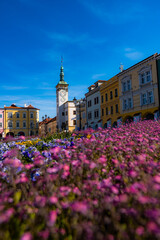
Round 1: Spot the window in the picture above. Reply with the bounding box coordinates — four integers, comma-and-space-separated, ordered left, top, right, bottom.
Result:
73, 110, 76, 115
146, 71, 151, 82
88, 100, 92, 107
0, 114, 2, 118
128, 98, 132, 108
123, 82, 127, 92
105, 93, 108, 102
122, 79, 131, 92
127, 80, 131, 90
141, 73, 145, 84
110, 91, 113, 100
16, 121, 20, 128
94, 110, 99, 119
141, 91, 154, 105
73, 120, 76, 125
66, 111, 68, 115
8, 121, 12, 128
148, 91, 153, 104
115, 89, 118, 97
111, 106, 113, 114
8, 112, 12, 118
102, 108, 104, 116
106, 107, 108, 115
66, 121, 68, 126
123, 99, 127, 110
23, 121, 26, 128
140, 70, 151, 85
16, 112, 20, 118
49, 128, 51, 132
62, 112, 64, 116
94, 97, 99, 105
88, 112, 92, 120
30, 121, 34, 128
0, 123, 2, 127
30, 112, 34, 118
101, 96, 104, 103
142, 93, 147, 105
23, 112, 26, 118
116, 104, 118, 113
123, 98, 133, 110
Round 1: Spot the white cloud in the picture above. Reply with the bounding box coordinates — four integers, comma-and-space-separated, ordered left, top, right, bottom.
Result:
78, 0, 146, 24
2, 86, 28, 90
92, 73, 106, 80
124, 48, 143, 60
45, 32, 107, 48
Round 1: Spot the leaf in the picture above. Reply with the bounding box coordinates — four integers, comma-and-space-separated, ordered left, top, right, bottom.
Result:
14, 190, 22, 204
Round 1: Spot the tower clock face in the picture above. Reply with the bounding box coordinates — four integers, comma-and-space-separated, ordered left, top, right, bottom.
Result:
60, 90, 66, 97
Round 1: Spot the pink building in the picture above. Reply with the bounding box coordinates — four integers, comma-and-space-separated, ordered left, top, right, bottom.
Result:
0, 108, 4, 138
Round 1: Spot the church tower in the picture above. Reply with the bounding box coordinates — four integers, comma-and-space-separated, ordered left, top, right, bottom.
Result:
56, 58, 68, 130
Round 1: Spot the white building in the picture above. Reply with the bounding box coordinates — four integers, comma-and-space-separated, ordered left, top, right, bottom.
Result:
56, 63, 76, 132
85, 80, 107, 129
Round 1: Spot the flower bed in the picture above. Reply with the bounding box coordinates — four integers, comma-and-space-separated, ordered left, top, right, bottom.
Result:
1, 120, 160, 239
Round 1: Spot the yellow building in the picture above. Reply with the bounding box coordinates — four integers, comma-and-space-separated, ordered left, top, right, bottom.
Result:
117, 53, 160, 122
4, 104, 39, 137
100, 75, 121, 128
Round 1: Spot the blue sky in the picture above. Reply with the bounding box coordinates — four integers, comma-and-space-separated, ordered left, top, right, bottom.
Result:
0, 0, 160, 120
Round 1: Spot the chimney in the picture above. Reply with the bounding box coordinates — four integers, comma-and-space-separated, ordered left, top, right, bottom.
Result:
24, 104, 27, 107
4, 105, 6, 107
45, 114, 47, 119
42, 116, 44, 121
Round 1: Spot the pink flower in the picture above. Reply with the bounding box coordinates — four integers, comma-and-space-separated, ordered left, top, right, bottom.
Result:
90, 162, 97, 169
49, 195, 58, 204
111, 186, 118, 194
98, 155, 107, 164
35, 195, 46, 207
48, 210, 57, 226
154, 175, 160, 183
21, 232, 32, 240
136, 226, 144, 236
38, 230, 49, 239
25, 164, 34, 169
71, 201, 89, 215
3, 158, 22, 168
63, 164, 70, 171
119, 194, 128, 203
147, 221, 158, 232
0, 208, 14, 224
47, 167, 59, 174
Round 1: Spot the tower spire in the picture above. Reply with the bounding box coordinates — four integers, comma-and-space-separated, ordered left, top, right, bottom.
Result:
60, 56, 64, 82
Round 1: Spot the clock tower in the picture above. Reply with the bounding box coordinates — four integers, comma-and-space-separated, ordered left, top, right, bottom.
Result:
56, 59, 68, 130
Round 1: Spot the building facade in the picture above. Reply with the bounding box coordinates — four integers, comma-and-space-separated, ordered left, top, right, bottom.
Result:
47, 117, 57, 135
85, 80, 107, 129
4, 104, 39, 137
0, 108, 4, 138
74, 98, 86, 130
39, 116, 57, 136
118, 53, 160, 123
56, 63, 76, 132
100, 75, 121, 128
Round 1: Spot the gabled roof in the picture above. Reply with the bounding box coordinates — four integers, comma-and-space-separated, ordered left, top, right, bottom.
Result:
5, 104, 40, 110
